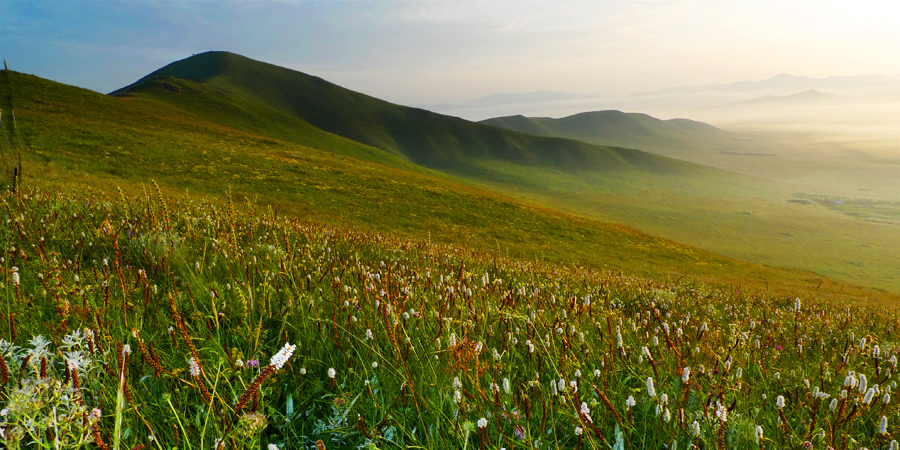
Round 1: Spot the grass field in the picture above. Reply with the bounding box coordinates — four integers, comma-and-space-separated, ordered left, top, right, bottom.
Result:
3, 60, 900, 449
1, 187, 898, 449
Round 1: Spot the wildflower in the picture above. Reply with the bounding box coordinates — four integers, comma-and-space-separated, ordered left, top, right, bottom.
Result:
682, 367, 690, 383
503, 378, 511, 394
270, 343, 296, 370
365, 329, 373, 340
647, 377, 656, 398
879, 416, 888, 435
755, 425, 764, 442
477, 417, 488, 428
247, 359, 259, 369
594, 369, 601, 377
883, 392, 891, 404
714, 403, 728, 422
574, 426, 583, 436
11, 272, 19, 285
268, 444, 280, 450
327, 368, 336, 379
299, 367, 307, 375
776, 395, 785, 409
188, 357, 200, 377
690, 421, 701, 437
580, 402, 590, 415
372, 361, 378, 368
864, 388, 876, 405
859, 374, 868, 393
625, 396, 636, 409
829, 398, 838, 411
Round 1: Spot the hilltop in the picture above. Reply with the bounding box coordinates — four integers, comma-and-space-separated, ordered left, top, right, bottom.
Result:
112, 52, 698, 175
479, 110, 735, 159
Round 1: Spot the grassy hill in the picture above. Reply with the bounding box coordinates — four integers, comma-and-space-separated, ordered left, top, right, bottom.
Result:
479, 110, 736, 159
3, 57, 900, 450
4, 69, 891, 302
112, 52, 700, 174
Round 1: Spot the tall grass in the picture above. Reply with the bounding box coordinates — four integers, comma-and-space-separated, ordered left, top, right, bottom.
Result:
0, 187, 897, 448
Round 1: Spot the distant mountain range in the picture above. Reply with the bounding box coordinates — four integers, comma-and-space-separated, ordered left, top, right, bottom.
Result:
723, 89, 843, 107
480, 110, 737, 159
631, 73, 900, 97
421, 91, 593, 111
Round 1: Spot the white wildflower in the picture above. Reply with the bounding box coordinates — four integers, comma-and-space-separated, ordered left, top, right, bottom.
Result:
188, 357, 200, 377
270, 343, 296, 370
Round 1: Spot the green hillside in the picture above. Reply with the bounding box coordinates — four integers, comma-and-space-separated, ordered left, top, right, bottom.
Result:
480, 110, 736, 158
3, 69, 889, 302
112, 52, 700, 174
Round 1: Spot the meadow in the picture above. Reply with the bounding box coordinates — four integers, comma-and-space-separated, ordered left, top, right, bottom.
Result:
1, 187, 898, 449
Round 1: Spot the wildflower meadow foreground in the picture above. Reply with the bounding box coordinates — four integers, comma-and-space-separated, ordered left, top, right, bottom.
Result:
0, 187, 898, 449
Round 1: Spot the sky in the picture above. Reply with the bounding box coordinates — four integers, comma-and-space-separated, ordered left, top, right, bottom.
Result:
2, 0, 899, 106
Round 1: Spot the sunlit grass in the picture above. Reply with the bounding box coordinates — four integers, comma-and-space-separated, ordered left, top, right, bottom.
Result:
1, 187, 898, 448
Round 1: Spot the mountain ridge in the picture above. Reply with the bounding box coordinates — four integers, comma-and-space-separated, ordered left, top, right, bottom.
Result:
113, 51, 703, 175
479, 110, 736, 158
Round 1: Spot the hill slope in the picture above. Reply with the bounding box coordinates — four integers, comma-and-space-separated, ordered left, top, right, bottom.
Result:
106, 54, 900, 294
112, 51, 700, 174
6, 69, 893, 301
480, 110, 737, 158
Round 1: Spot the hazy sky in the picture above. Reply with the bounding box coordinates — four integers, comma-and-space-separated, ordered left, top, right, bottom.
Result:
2, 0, 899, 105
